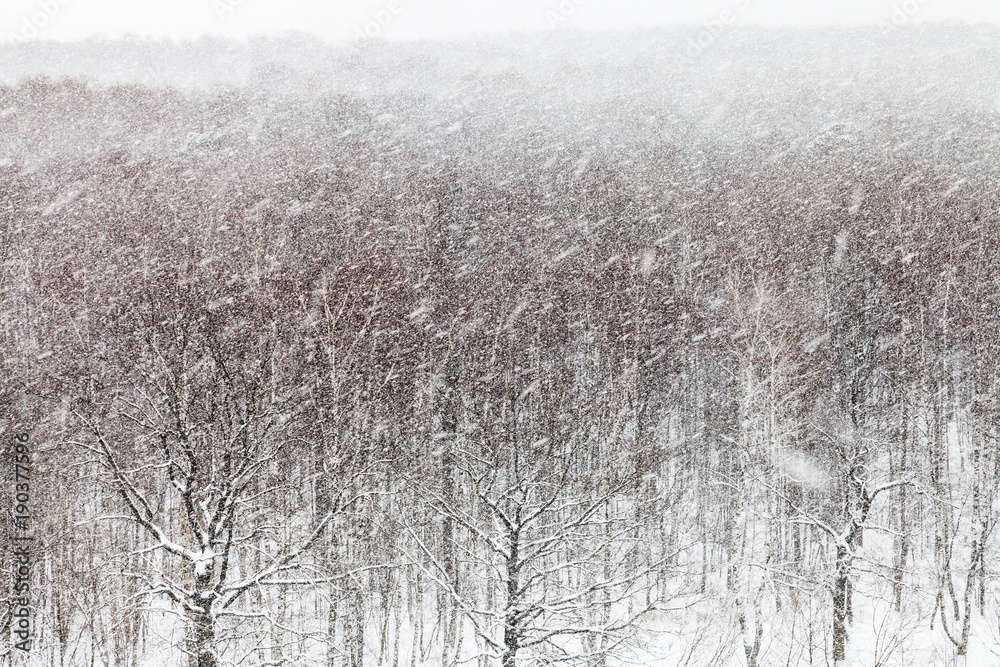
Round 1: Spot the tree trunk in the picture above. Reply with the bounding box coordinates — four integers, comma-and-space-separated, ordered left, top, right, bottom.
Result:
188, 605, 217, 667
271, 586, 286, 665
440, 368, 459, 667
328, 593, 339, 667
346, 588, 365, 667
891, 399, 909, 612
736, 592, 762, 667
831, 546, 850, 664
503, 526, 521, 667
501, 636, 518, 667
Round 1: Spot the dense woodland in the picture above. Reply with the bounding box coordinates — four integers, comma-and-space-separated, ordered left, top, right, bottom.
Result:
1, 28, 1000, 667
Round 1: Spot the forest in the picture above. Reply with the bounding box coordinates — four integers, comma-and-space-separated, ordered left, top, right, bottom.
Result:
1, 26, 1000, 667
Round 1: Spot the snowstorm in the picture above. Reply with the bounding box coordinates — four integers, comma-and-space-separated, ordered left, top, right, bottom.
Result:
1, 1, 999, 666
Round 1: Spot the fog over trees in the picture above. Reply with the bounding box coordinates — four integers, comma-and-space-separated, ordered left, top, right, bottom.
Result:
1, 25, 999, 667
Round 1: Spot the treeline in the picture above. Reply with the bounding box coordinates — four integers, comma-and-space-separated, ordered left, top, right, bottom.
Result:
1, 72, 999, 667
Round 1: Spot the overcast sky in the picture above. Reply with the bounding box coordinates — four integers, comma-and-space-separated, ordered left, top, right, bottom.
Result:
2, 0, 999, 44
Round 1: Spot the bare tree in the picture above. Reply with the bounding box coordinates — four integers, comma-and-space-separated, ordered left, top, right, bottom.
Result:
773, 429, 913, 665
403, 350, 665, 667
66, 268, 376, 667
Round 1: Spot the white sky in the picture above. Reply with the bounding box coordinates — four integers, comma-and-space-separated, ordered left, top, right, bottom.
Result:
2, 0, 999, 43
